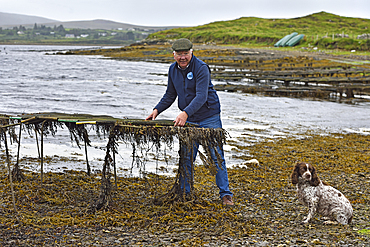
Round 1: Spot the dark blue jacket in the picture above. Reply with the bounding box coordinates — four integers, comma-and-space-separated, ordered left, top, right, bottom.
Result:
154, 55, 221, 122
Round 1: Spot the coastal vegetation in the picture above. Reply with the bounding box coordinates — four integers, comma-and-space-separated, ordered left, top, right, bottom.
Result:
149, 11, 370, 51
0, 23, 150, 45
1, 11, 370, 51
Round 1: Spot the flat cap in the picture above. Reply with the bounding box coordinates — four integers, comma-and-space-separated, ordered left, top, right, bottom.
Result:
172, 38, 193, 51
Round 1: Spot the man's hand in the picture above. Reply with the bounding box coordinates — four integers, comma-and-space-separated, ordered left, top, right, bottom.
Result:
146, 109, 159, 121
174, 111, 188, 127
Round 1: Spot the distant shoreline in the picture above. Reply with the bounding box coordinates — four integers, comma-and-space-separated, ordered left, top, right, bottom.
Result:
0, 41, 129, 47
1, 41, 370, 61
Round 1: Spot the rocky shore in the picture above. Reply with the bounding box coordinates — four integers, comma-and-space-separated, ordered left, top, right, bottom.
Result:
1, 133, 369, 246
61, 42, 370, 104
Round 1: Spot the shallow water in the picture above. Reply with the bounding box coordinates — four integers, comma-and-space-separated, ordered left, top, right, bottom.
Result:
1, 45, 369, 176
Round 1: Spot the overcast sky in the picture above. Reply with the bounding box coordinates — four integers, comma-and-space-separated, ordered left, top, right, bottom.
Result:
1, 0, 369, 26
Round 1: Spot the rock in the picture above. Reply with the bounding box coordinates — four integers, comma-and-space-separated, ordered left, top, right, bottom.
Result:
255, 241, 270, 246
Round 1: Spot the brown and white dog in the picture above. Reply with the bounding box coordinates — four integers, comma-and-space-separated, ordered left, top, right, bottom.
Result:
291, 162, 353, 225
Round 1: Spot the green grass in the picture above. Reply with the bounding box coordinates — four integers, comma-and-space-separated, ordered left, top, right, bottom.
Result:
148, 11, 370, 51
358, 229, 370, 236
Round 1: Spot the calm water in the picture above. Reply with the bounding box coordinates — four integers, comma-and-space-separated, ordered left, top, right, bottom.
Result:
1, 45, 369, 176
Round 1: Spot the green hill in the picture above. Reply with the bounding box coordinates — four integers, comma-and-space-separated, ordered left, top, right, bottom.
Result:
148, 11, 370, 51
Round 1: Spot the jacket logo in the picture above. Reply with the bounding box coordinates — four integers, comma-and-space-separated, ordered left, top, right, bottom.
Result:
187, 72, 193, 80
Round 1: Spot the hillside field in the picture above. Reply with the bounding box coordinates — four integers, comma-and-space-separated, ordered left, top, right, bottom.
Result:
149, 11, 370, 51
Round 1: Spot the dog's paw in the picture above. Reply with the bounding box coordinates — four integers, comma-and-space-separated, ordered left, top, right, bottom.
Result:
301, 219, 309, 225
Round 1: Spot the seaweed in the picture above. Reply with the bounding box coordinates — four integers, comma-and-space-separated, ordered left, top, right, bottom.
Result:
0, 112, 228, 212
0, 132, 368, 246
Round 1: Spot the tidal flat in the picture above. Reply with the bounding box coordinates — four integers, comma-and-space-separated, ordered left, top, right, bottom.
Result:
1, 133, 369, 246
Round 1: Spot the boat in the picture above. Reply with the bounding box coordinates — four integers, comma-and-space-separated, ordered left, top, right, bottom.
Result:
274, 32, 298, 47
286, 34, 305, 47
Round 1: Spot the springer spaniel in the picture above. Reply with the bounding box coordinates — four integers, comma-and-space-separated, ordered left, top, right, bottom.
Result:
291, 162, 353, 225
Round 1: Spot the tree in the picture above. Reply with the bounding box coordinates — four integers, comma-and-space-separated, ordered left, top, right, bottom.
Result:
6, 29, 14, 36
127, 31, 135, 40
55, 25, 65, 32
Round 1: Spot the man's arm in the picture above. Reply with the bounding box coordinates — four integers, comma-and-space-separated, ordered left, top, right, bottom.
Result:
153, 71, 177, 114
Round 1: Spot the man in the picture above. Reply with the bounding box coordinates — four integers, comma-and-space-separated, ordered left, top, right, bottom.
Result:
145, 38, 234, 206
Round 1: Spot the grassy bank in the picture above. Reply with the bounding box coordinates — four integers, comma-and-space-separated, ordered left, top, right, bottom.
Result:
0, 133, 369, 246
149, 11, 370, 51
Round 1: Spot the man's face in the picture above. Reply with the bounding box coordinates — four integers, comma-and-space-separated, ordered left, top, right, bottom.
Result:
174, 50, 192, 69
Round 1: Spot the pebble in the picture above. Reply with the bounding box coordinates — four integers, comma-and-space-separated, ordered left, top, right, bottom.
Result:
255, 241, 270, 247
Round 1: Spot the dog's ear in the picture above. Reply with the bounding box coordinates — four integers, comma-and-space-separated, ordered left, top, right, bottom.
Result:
291, 163, 300, 185
310, 165, 320, 186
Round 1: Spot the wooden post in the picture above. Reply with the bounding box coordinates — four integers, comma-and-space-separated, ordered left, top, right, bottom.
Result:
34, 125, 41, 159
113, 150, 117, 189
40, 121, 46, 182
16, 122, 22, 165
1, 128, 17, 213
84, 138, 91, 176
12, 121, 26, 182
190, 142, 194, 193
